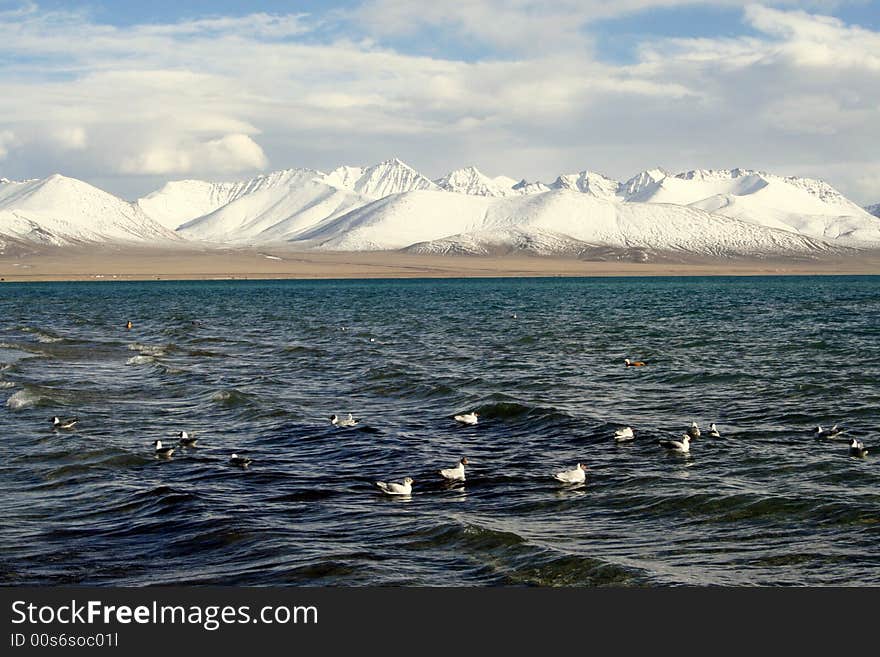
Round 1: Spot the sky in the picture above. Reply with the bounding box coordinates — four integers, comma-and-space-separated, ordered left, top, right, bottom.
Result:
0, 0, 878, 203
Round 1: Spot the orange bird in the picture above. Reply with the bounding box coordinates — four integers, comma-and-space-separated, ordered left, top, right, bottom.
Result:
624, 358, 646, 367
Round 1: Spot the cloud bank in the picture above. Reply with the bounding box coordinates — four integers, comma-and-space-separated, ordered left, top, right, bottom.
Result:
0, 1, 877, 203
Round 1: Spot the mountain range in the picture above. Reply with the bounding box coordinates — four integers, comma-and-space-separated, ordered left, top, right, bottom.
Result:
2, 159, 879, 259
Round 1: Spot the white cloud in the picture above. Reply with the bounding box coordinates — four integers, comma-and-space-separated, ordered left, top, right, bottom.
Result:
121, 134, 268, 175
48, 126, 87, 150
0, 129, 16, 159
0, 2, 877, 203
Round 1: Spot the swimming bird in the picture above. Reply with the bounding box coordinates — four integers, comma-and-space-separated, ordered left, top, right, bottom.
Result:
439, 457, 468, 481
816, 425, 844, 439
51, 416, 78, 430
375, 477, 414, 496
850, 438, 868, 457
708, 423, 721, 438
177, 431, 198, 447
153, 440, 175, 458
554, 463, 588, 484
330, 413, 359, 427
454, 411, 478, 425
659, 435, 690, 453
125, 320, 133, 330
230, 453, 252, 467
614, 426, 635, 442
687, 422, 701, 439
624, 358, 646, 367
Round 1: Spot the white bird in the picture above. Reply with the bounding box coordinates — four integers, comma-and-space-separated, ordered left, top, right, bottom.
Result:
614, 426, 635, 442
816, 424, 844, 439
454, 411, 478, 425
375, 477, 414, 495
51, 416, 78, 430
850, 438, 868, 457
439, 457, 468, 481
177, 430, 197, 447
687, 422, 701, 439
153, 440, 175, 458
330, 413, 359, 427
230, 453, 252, 467
708, 423, 721, 438
554, 463, 588, 484
659, 435, 690, 453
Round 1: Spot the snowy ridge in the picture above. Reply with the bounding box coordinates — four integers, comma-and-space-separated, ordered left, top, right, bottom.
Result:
136, 168, 321, 230
178, 178, 368, 243
0, 174, 179, 246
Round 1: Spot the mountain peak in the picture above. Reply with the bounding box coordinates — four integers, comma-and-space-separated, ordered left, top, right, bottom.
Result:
621, 168, 668, 198
551, 170, 620, 198
436, 166, 512, 197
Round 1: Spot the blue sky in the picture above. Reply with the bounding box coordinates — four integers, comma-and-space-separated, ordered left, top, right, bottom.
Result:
0, 1, 879, 202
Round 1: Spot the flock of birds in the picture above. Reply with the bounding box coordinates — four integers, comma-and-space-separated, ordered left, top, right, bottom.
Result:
46, 354, 869, 496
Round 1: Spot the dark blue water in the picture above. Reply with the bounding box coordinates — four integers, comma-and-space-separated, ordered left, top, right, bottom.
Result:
1, 276, 879, 586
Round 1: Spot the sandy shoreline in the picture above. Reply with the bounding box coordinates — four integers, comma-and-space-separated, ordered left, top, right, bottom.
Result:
2, 245, 879, 281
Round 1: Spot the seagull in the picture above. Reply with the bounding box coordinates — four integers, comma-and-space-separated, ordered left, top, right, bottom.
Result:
816, 425, 844, 439
659, 435, 690, 453
614, 426, 635, 442
850, 438, 868, 457
554, 463, 588, 484
708, 423, 721, 438
51, 416, 78, 430
330, 413, 359, 427
375, 477, 413, 496
454, 411, 478, 425
177, 431, 198, 447
687, 422, 701, 439
229, 453, 252, 468
624, 358, 646, 367
153, 440, 175, 458
439, 457, 468, 481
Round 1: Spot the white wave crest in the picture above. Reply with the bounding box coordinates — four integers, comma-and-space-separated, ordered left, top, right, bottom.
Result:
126, 355, 156, 366
6, 388, 40, 409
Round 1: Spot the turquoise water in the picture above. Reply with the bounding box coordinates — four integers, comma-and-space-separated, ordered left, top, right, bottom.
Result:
1, 276, 878, 585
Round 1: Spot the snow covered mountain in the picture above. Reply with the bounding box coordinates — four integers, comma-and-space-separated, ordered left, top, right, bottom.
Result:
292, 188, 837, 257
168, 159, 438, 242
136, 168, 322, 230
321, 158, 439, 199
3, 160, 879, 259
178, 177, 368, 243
624, 168, 879, 245
0, 174, 179, 247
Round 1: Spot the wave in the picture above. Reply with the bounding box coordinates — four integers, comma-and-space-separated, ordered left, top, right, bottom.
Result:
127, 343, 168, 357
0, 381, 15, 389
126, 355, 156, 366
20, 326, 66, 343
210, 388, 255, 407
6, 388, 47, 410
